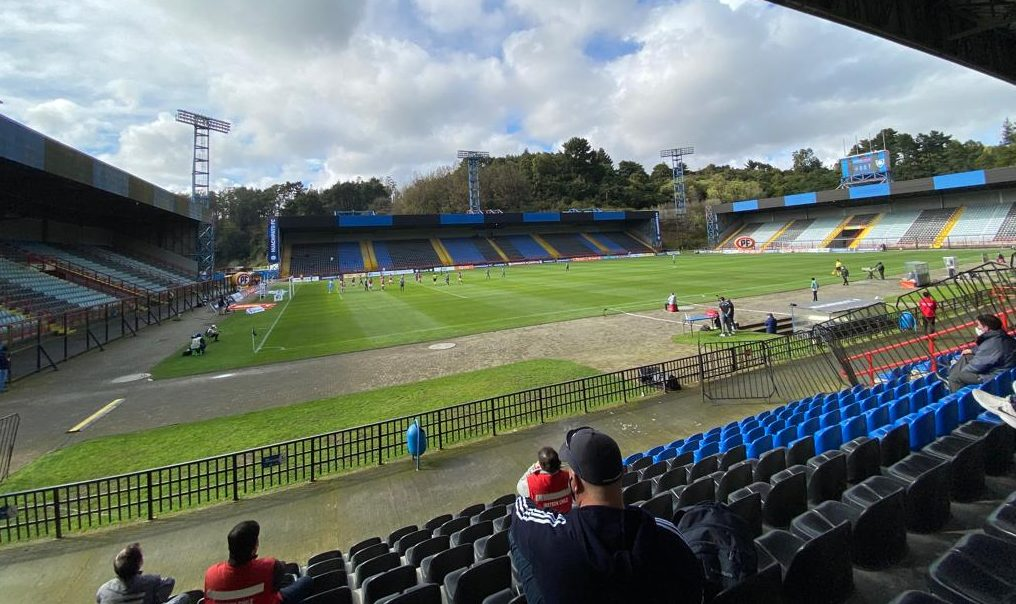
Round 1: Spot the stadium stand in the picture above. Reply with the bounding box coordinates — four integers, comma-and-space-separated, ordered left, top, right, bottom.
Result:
69, 245, 193, 285
289, 242, 367, 276
764, 218, 814, 248
538, 233, 600, 257
790, 217, 846, 248
720, 223, 764, 249
995, 203, 1016, 242
851, 210, 921, 248
373, 239, 442, 271
439, 237, 504, 265
0, 258, 119, 314
897, 209, 958, 247
16, 242, 168, 291
946, 203, 1013, 242
747, 221, 792, 248
594, 232, 653, 254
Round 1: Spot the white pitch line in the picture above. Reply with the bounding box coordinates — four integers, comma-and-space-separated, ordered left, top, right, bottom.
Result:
254, 292, 294, 354
616, 311, 684, 324
675, 300, 793, 317
422, 286, 469, 299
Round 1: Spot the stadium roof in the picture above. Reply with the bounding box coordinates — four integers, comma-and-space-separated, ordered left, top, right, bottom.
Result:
767, 0, 1016, 86
0, 114, 206, 223
714, 166, 1016, 214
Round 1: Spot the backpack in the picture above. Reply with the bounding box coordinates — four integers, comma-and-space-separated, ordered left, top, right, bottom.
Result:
675, 502, 758, 598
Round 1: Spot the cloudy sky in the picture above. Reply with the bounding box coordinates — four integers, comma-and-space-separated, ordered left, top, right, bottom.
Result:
3, 0, 1015, 194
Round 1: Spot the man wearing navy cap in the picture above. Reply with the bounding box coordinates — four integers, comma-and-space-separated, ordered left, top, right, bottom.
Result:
510, 427, 704, 604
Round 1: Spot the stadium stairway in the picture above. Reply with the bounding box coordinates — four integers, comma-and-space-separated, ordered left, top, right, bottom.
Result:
580, 233, 610, 254
761, 221, 794, 250
529, 234, 561, 259
430, 238, 454, 266
932, 207, 964, 248
767, 219, 814, 249
485, 239, 511, 263
849, 214, 884, 249
819, 216, 853, 248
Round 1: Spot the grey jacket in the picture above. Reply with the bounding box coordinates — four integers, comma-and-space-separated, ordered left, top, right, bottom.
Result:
967, 329, 1016, 377
96, 574, 177, 604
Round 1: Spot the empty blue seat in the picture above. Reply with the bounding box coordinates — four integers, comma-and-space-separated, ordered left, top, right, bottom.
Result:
646, 445, 665, 458
840, 403, 861, 419
757, 410, 772, 421
740, 416, 759, 428
911, 375, 930, 391
822, 401, 840, 415
702, 432, 721, 446
797, 417, 821, 439
893, 384, 910, 400
931, 400, 959, 437
687, 433, 704, 443
723, 421, 739, 432
865, 406, 890, 432
814, 425, 843, 454
653, 448, 678, 463
706, 426, 722, 437
667, 438, 684, 450
720, 434, 743, 453
775, 425, 798, 448
958, 391, 981, 423
760, 415, 779, 429
926, 382, 946, 406
766, 419, 786, 436
905, 410, 936, 451
822, 393, 838, 405
721, 425, 740, 440
877, 390, 894, 405
678, 441, 699, 454
889, 399, 910, 423
840, 416, 866, 443
743, 426, 765, 445
906, 391, 926, 415
695, 441, 719, 462
838, 392, 855, 406
747, 434, 773, 459
804, 406, 823, 421
820, 409, 842, 429
859, 397, 880, 413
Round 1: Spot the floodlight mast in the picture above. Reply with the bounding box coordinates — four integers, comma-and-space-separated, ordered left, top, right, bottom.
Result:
176, 110, 231, 280
660, 146, 694, 215
457, 150, 490, 213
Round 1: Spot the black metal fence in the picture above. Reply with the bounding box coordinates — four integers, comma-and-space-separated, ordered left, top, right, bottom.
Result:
2, 279, 229, 382
0, 414, 18, 483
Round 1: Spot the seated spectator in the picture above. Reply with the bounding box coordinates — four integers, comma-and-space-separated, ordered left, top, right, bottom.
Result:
948, 314, 1016, 392
188, 335, 203, 356
510, 427, 704, 604
517, 446, 573, 514
764, 313, 778, 334
96, 542, 191, 604
205, 520, 312, 604
206, 325, 220, 343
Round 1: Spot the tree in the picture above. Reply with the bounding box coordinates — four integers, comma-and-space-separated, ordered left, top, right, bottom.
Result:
791, 148, 822, 172
1003, 118, 1016, 146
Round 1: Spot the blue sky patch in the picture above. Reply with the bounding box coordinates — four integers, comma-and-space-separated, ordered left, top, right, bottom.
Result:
583, 33, 642, 63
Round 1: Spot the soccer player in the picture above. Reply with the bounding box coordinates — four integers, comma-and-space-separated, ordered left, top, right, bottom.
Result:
445, 273, 451, 286
458, 271, 463, 284
486, 267, 491, 280
810, 277, 819, 302
399, 275, 405, 292
327, 280, 333, 294
501, 266, 507, 278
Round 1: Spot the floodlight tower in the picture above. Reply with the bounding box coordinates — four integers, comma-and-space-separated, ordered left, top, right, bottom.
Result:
457, 150, 489, 213
660, 146, 695, 215
176, 109, 231, 280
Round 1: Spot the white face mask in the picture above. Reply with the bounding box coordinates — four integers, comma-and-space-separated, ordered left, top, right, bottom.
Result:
975, 326, 986, 336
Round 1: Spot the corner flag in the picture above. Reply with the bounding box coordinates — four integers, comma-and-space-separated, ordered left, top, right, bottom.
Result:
251, 327, 257, 354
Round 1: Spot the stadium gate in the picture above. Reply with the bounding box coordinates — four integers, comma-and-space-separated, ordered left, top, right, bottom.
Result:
0, 414, 19, 484
815, 263, 1016, 387
699, 333, 845, 404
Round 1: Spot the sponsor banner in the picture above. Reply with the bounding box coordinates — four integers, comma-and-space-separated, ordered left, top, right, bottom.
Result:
267, 217, 280, 263
273, 290, 286, 302
246, 306, 266, 315
569, 256, 601, 262
230, 303, 277, 312
291, 276, 320, 282
733, 236, 756, 250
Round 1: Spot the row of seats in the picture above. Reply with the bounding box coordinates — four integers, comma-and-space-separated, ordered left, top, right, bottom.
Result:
17, 241, 167, 291
0, 258, 119, 308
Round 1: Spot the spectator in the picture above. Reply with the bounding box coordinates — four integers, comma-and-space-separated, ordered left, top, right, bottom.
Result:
205, 520, 312, 604
764, 313, 778, 334
810, 277, 819, 302
718, 297, 735, 337
841, 266, 850, 286
96, 543, 190, 604
206, 325, 220, 343
875, 261, 885, 280
517, 446, 573, 514
188, 334, 203, 356
510, 427, 704, 604
918, 291, 937, 335
947, 314, 1016, 392
0, 344, 8, 393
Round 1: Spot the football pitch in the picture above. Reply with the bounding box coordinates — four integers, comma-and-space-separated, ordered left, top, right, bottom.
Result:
151, 249, 994, 379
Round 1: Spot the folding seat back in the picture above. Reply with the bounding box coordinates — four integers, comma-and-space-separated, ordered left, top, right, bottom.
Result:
362, 565, 417, 604
907, 410, 936, 451
688, 454, 720, 481
653, 447, 678, 464
445, 556, 512, 604
743, 426, 765, 445
307, 557, 345, 578
638, 460, 669, 481
304, 587, 354, 604
472, 505, 507, 525
839, 392, 855, 406
760, 415, 778, 429
474, 528, 510, 561
886, 453, 952, 533
840, 403, 861, 419
805, 451, 848, 504
719, 444, 747, 471
875, 422, 911, 467
629, 456, 654, 472
858, 397, 879, 413
726, 489, 763, 538
388, 525, 419, 547
348, 536, 383, 561
842, 436, 881, 484
678, 440, 700, 454
356, 552, 401, 588
457, 503, 486, 519
696, 441, 720, 461
422, 544, 474, 585
668, 450, 695, 469
822, 401, 840, 415
716, 460, 754, 503
889, 398, 910, 423
639, 490, 673, 520
797, 417, 821, 440
668, 437, 686, 450
752, 447, 786, 485
932, 400, 959, 437
351, 542, 390, 570
774, 425, 797, 448
814, 425, 843, 454
645, 445, 665, 458
423, 514, 453, 533
786, 436, 815, 468
747, 434, 773, 460
492, 514, 511, 532
759, 522, 854, 603
395, 529, 432, 556
865, 405, 890, 433
672, 475, 715, 512
704, 433, 722, 446
374, 583, 440, 604
720, 434, 743, 453
877, 390, 894, 405
840, 416, 866, 443
622, 478, 653, 505
489, 493, 516, 507
804, 406, 823, 422
652, 466, 688, 495
764, 466, 808, 528
820, 409, 842, 429
957, 391, 981, 423
955, 419, 1015, 475
923, 435, 985, 502
450, 521, 493, 548
893, 384, 910, 400
406, 536, 451, 567
765, 419, 786, 436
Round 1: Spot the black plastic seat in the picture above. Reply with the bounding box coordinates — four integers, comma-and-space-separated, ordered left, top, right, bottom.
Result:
923, 434, 985, 502
445, 555, 512, 604
886, 591, 949, 604
387, 525, 419, 547
375, 583, 442, 604
406, 535, 450, 567
492, 514, 511, 532
457, 503, 486, 518
719, 444, 747, 471
688, 454, 720, 481
421, 543, 474, 584
786, 436, 815, 467
355, 552, 400, 588
639, 459, 669, 481
479, 588, 517, 604
435, 516, 472, 537
651, 466, 688, 495
954, 419, 1015, 475
928, 533, 1016, 603
312, 569, 348, 594
362, 564, 417, 604
424, 514, 453, 532
348, 536, 383, 561
756, 521, 853, 604
985, 493, 1016, 544
886, 453, 952, 533
304, 586, 354, 604
474, 528, 510, 561
451, 521, 494, 547
670, 475, 715, 513
622, 471, 639, 488
350, 542, 390, 571
841, 436, 881, 484
805, 450, 847, 504
394, 529, 431, 556
638, 490, 673, 520
879, 423, 911, 467
711, 559, 782, 604
307, 557, 345, 578
792, 476, 906, 569
669, 450, 695, 469
473, 505, 507, 525
715, 459, 754, 503
726, 489, 763, 538
751, 447, 787, 485
758, 465, 808, 528
622, 478, 653, 505
629, 456, 654, 472
307, 549, 343, 567
489, 493, 516, 507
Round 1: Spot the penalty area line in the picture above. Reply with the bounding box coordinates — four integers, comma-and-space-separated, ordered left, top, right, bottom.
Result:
254, 293, 294, 354
421, 286, 469, 300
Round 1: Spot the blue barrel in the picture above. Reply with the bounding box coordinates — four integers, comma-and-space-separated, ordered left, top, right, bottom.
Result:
899, 311, 916, 331
406, 421, 428, 457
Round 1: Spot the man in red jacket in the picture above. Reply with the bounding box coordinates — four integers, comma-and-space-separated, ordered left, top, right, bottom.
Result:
919, 290, 938, 335
517, 447, 573, 513
204, 521, 312, 604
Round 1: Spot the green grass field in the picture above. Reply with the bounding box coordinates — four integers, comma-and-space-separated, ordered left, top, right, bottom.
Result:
151, 249, 993, 379
5, 360, 598, 491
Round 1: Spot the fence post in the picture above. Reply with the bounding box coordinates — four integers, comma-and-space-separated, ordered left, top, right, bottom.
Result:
52, 488, 62, 539
539, 390, 545, 424
231, 455, 239, 502
928, 336, 937, 374
437, 410, 444, 450
146, 471, 154, 521
582, 380, 588, 414
310, 438, 316, 482
376, 426, 383, 466
489, 398, 497, 436
623, 371, 629, 403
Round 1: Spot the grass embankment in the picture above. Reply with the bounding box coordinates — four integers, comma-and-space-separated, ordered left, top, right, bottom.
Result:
4, 359, 598, 492
671, 330, 780, 346
151, 250, 992, 379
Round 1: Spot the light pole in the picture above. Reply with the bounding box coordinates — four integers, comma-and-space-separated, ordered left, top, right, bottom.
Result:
789, 303, 798, 333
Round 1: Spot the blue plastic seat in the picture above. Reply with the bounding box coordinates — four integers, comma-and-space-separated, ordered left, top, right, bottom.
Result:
958, 391, 981, 423
760, 415, 779, 429
888, 399, 910, 423
822, 393, 838, 405
765, 419, 786, 436
775, 425, 798, 448
893, 384, 910, 400
911, 375, 930, 391
723, 421, 739, 432
840, 403, 861, 419
678, 440, 699, 454
905, 410, 936, 451
926, 381, 946, 406
623, 452, 644, 466
820, 409, 842, 429
858, 397, 879, 413
646, 445, 665, 458
687, 433, 704, 444
702, 432, 721, 446
706, 426, 722, 437
740, 416, 759, 428
931, 399, 959, 437
865, 406, 890, 432
743, 426, 766, 445
877, 390, 894, 405
838, 392, 855, 406
840, 416, 866, 443
906, 391, 926, 415
747, 434, 773, 460
804, 406, 823, 422
695, 441, 719, 462
814, 425, 842, 454
667, 438, 684, 450
822, 401, 840, 415
720, 434, 743, 453
757, 410, 772, 421
653, 448, 678, 463
797, 417, 821, 439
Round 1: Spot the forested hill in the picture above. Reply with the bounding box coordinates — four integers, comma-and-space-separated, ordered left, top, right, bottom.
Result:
215, 122, 1016, 264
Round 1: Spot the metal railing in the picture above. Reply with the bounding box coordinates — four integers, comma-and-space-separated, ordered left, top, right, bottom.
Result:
0, 414, 18, 483
0, 351, 727, 544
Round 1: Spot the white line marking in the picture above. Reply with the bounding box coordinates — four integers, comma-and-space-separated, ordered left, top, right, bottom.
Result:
67, 398, 124, 433
614, 311, 684, 324
254, 292, 294, 353
421, 286, 469, 299
211, 373, 236, 380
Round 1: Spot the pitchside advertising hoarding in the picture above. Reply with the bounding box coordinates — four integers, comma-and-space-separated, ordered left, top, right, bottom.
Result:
267, 217, 279, 263
840, 150, 890, 180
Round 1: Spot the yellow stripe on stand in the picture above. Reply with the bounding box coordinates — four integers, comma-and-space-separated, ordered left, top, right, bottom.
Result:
487, 239, 511, 262
530, 234, 560, 259
849, 214, 883, 249
581, 233, 611, 253
431, 238, 454, 265
716, 224, 746, 250
761, 221, 793, 250
933, 207, 964, 248
820, 216, 853, 248
360, 241, 377, 271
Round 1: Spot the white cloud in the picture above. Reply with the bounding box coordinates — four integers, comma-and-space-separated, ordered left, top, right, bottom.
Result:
2, 0, 1015, 195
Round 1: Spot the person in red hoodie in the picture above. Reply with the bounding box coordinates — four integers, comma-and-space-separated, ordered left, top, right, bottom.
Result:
204, 521, 312, 604
918, 290, 938, 335
517, 447, 574, 513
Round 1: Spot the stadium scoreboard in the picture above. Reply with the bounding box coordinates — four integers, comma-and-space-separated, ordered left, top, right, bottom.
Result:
839, 150, 890, 180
